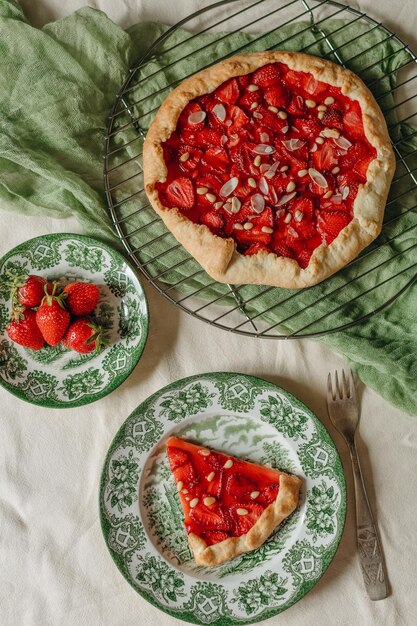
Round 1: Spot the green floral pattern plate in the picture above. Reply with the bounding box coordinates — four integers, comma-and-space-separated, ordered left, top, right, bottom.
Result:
0, 233, 149, 408
100, 373, 346, 624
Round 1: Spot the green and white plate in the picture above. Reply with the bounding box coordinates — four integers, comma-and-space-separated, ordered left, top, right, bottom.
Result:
100, 373, 346, 624
0, 233, 149, 408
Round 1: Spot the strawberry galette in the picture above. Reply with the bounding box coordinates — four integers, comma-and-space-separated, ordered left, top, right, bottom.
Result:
144, 51, 395, 288
166, 437, 301, 566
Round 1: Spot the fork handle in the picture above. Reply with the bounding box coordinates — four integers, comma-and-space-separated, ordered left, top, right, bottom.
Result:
349, 442, 388, 600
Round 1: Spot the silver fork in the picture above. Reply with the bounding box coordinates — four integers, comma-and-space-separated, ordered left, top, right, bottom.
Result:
327, 370, 388, 600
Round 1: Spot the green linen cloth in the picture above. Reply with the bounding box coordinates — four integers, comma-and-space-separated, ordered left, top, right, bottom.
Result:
0, 0, 416, 414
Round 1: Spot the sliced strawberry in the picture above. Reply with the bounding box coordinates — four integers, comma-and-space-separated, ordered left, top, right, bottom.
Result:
337, 172, 359, 201
237, 74, 251, 89
183, 128, 223, 147
239, 90, 261, 110
264, 83, 290, 108
318, 210, 351, 242
258, 484, 279, 505
244, 243, 270, 256
189, 505, 226, 530
226, 473, 259, 501
253, 63, 281, 87
301, 74, 327, 98
174, 461, 197, 486
227, 105, 249, 132
196, 173, 224, 193
313, 142, 338, 172
321, 106, 344, 130
343, 101, 364, 138
200, 211, 224, 234
282, 69, 300, 89
294, 219, 317, 241
178, 102, 206, 131
201, 530, 230, 546
167, 447, 189, 470
256, 106, 284, 132
271, 240, 294, 258
201, 147, 229, 173
231, 503, 265, 535
340, 142, 374, 172
287, 93, 306, 115
292, 116, 322, 137
165, 177, 195, 209
178, 145, 202, 171
290, 197, 314, 220
353, 157, 374, 181
215, 78, 240, 104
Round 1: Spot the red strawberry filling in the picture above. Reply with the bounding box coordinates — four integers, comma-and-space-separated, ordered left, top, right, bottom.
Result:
166, 437, 282, 546
156, 62, 377, 269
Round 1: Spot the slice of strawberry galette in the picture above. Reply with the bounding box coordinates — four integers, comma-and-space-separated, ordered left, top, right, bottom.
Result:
144, 51, 395, 288
166, 437, 301, 566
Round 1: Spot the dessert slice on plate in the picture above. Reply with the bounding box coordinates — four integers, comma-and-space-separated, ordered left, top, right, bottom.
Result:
166, 436, 301, 566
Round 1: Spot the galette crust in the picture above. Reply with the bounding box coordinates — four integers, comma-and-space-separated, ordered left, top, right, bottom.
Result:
188, 472, 302, 567
143, 51, 395, 288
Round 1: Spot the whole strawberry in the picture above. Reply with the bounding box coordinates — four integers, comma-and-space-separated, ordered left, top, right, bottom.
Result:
63, 317, 106, 353
63, 282, 100, 316
36, 282, 70, 346
6, 309, 45, 350
18, 275, 52, 308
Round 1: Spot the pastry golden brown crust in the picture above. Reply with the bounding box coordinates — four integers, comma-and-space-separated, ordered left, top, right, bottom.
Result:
188, 472, 302, 567
143, 51, 395, 288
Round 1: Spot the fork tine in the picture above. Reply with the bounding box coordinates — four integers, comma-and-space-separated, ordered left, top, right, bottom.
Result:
327, 372, 334, 400
342, 369, 350, 398
349, 369, 357, 401
335, 370, 341, 399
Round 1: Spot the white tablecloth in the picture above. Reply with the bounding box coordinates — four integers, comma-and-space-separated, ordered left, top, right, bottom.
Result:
1, 1, 417, 625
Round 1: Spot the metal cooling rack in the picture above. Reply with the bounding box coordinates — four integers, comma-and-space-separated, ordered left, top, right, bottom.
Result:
103, 0, 417, 338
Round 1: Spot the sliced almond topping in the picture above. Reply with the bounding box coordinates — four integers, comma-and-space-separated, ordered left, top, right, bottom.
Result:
237, 508, 248, 516
261, 226, 273, 234
281, 125, 289, 134
250, 193, 265, 214
268, 105, 278, 112
248, 84, 259, 92
342, 185, 350, 200
231, 197, 241, 213
214, 201, 223, 209
294, 210, 304, 222
324, 96, 335, 105
199, 448, 211, 456
250, 491, 260, 499
188, 110, 207, 124
318, 111, 324, 120
321, 128, 340, 138
219, 177, 238, 197
259, 176, 269, 195
317, 104, 327, 112
248, 177, 257, 188
206, 193, 216, 203
316, 136, 324, 145
250, 102, 258, 110
190, 498, 199, 508
305, 99, 316, 108
223, 459, 234, 468
197, 186, 208, 195
204, 496, 216, 506
278, 110, 288, 119
284, 212, 292, 223
311, 144, 318, 153
179, 152, 190, 162
286, 181, 296, 193
212, 103, 226, 122
177, 481, 183, 492
323, 190, 333, 199
254, 155, 262, 167
207, 471, 215, 482
233, 223, 243, 230
277, 191, 297, 207
308, 168, 328, 188
334, 136, 352, 150
280, 165, 289, 172
332, 166, 340, 174
298, 169, 308, 177
254, 144, 275, 155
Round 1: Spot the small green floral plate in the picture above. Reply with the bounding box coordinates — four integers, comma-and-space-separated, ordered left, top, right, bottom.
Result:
100, 372, 346, 624
0, 233, 149, 408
